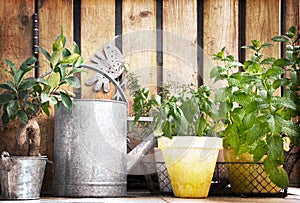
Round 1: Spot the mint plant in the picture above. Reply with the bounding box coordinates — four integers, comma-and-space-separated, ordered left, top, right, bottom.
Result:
272, 26, 300, 130
211, 36, 300, 189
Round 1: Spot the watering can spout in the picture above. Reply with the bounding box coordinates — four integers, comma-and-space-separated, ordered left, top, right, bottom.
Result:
127, 133, 157, 173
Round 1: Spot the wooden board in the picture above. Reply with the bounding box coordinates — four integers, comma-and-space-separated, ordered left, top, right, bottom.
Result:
38, 0, 74, 76
80, 0, 116, 100
246, 0, 280, 59
203, 0, 239, 88
0, 0, 34, 82
122, 0, 157, 114
162, 0, 198, 87
285, 0, 300, 29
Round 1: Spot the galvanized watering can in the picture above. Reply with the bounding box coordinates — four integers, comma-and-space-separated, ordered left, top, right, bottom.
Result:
53, 64, 157, 197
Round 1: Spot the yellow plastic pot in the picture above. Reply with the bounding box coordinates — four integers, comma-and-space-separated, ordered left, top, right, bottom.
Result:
223, 148, 281, 193
158, 136, 223, 198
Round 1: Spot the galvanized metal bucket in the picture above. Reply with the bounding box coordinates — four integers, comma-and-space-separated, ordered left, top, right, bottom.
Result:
0, 152, 47, 200
53, 99, 127, 197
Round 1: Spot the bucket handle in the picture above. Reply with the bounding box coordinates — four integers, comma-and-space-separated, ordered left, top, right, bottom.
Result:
0, 151, 16, 172
81, 64, 127, 103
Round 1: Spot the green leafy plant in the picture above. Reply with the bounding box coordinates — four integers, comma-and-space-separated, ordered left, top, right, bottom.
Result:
272, 26, 300, 129
0, 28, 83, 156
133, 83, 218, 138
211, 28, 300, 189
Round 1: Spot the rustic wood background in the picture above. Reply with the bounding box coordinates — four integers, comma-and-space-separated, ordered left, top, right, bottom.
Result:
0, 0, 299, 193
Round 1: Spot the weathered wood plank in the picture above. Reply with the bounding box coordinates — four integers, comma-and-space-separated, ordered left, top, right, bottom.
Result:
122, 0, 156, 114
246, 0, 280, 96
80, 0, 116, 100
0, 0, 34, 82
203, 0, 239, 87
285, 0, 300, 31
246, 0, 280, 59
162, 0, 198, 87
38, 0, 74, 76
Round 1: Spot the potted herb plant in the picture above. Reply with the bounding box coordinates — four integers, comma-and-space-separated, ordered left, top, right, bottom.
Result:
272, 26, 300, 187
133, 83, 223, 198
210, 28, 300, 194
0, 29, 83, 199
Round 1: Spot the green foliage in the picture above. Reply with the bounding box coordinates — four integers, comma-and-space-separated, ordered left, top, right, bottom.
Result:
211, 26, 300, 189
0, 28, 84, 125
133, 83, 218, 138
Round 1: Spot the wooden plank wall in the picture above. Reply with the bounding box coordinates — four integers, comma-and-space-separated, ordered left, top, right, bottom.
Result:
0, 0, 299, 193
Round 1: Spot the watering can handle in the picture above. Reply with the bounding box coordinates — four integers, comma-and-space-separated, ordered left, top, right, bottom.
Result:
81, 64, 127, 103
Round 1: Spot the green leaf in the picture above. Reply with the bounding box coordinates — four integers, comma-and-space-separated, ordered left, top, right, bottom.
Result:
41, 102, 50, 116
50, 50, 61, 68
1, 108, 9, 125
162, 121, 172, 137
16, 110, 28, 124
196, 116, 206, 136
260, 43, 274, 49
41, 92, 50, 103
214, 87, 228, 102
60, 53, 80, 64
0, 93, 14, 105
272, 36, 290, 43
286, 26, 296, 38
153, 118, 165, 137
69, 67, 84, 75
267, 134, 284, 162
252, 140, 268, 163
0, 82, 16, 92
7, 100, 19, 117
73, 41, 80, 54
53, 34, 64, 52
263, 157, 289, 188
5, 59, 16, 74
273, 58, 293, 67
39, 46, 51, 61
180, 99, 198, 123
62, 48, 71, 58
261, 57, 275, 65
276, 97, 296, 110
18, 78, 37, 90
64, 76, 81, 88
74, 56, 84, 67
20, 57, 37, 70
47, 72, 61, 90
232, 92, 252, 106
60, 91, 72, 111
251, 39, 260, 48
222, 123, 239, 149
218, 101, 232, 119
264, 66, 284, 79
13, 69, 24, 88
